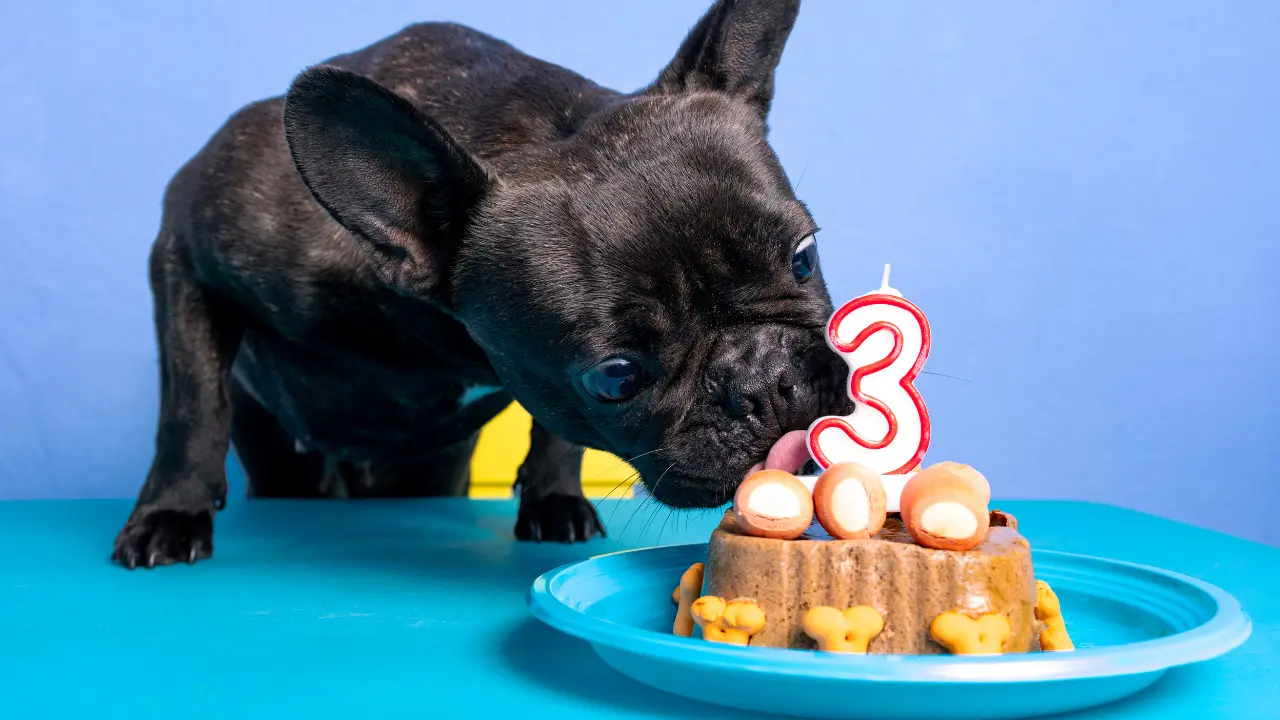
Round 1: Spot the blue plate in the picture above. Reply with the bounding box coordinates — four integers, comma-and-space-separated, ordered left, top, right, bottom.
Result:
528, 543, 1251, 720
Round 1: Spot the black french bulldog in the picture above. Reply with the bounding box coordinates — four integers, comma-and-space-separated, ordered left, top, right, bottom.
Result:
113, 0, 851, 569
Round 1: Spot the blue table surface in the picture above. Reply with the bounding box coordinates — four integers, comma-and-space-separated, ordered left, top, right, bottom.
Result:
2, 498, 1276, 719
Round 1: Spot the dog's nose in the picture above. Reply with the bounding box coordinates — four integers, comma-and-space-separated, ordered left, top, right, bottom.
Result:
721, 351, 796, 420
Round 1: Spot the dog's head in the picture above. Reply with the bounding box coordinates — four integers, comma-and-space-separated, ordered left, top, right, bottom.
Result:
284, 0, 851, 508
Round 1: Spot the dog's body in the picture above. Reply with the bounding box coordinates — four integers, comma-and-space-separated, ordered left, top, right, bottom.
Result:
115, 0, 851, 568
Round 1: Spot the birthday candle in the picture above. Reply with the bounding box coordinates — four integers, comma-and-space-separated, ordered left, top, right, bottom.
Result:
805, 265, 931, 512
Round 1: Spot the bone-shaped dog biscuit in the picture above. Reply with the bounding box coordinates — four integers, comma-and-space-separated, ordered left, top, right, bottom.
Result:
930, 610, 1012, 655
1035, 580, 1074, 651
801, 605, 885, 653
690, 596, 766, 645
672, 563, 705, 638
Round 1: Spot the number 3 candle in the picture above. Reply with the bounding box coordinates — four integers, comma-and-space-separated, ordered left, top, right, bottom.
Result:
807, 265, 931, 511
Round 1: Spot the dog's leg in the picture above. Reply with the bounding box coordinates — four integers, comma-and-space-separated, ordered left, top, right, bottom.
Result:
514, 421, 605, 543
112, 232, 243, 568
228, 375, 330, 498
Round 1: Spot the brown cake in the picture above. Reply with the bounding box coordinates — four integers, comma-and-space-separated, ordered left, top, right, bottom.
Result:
699, 508, 1039, 654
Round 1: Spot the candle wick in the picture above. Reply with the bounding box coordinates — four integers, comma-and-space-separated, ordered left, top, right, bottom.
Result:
877, 263, 903, 297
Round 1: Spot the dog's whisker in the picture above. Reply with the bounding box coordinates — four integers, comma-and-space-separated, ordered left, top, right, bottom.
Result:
603, 470, 643, 524
607, 471, 646, 525
618, 495, 653, 541
793, 155, 813, 192
640, 501, 663, 541
596, 471, 638, 509
656, 507, 676, 546
618, 461, 675, 541
594, 446, 665, 508
606, 447, 666, 476
647, 462, 676, 503
594, 446, 666, 516
641, 463, 677, 542
920, 370, 972, 383
649, 503, 667, 543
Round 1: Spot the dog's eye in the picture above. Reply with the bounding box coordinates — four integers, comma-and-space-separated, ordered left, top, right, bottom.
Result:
582, 358, 643, 402
791, 235, 818, 282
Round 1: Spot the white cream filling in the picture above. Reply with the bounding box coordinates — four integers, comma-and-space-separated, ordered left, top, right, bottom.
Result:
831, 480, 869, 531
920, 502, 978, 539
748, 483, 802, 519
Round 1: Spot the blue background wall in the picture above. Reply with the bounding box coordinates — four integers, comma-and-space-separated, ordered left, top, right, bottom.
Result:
2, 1, 1277, 544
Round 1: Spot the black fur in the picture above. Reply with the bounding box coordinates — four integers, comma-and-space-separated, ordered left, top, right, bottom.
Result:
113, 0, 850, 569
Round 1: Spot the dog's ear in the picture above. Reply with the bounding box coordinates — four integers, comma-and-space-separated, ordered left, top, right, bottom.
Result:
650, 0, 800, 117
283, 65, 493, 303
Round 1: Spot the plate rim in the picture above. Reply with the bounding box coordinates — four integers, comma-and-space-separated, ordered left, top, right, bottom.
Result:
527, 543, 1252, 684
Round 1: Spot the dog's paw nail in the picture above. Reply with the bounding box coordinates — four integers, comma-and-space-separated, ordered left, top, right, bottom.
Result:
515, 492, 606, 543
113, 507, 214, 570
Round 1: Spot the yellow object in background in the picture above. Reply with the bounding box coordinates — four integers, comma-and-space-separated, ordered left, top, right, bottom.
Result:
469, 402, 638, 499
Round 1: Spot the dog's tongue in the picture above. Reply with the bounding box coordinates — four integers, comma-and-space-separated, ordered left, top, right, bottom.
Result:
746, 430, 812, 477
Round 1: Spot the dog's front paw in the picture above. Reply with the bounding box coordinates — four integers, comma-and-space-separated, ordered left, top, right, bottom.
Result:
112, 507, 214, 569
515, 493, 605, 543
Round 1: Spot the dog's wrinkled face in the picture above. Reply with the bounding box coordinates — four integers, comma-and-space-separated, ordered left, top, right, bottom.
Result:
283, 0, 851, 508
459, 93, 850, 507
